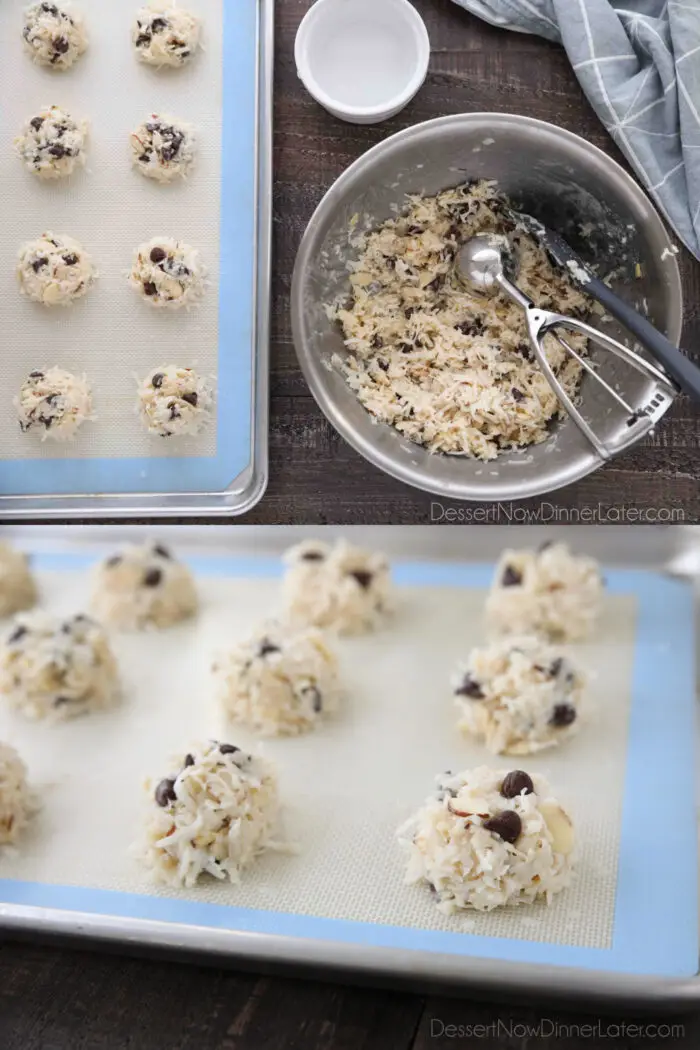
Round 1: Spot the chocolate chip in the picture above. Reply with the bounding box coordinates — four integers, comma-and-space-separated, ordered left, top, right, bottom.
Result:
153, 544, 171, 559
258, 639, 280, 658
549, 658, 564, 677
143, 281, 157, 296
135, 32, 152, 47
151, 17, 168, 31
483, 810, 521, 844
181, 392, 198, 407
550, 704, 577, 727
349, 570, 373, 589
106, 555, 122, 568
30, 116, 44, 131
150, 247, 167, 264
48, 144, 66, 159
456, 318, 486, 337
183, 753, 195, 767
218, 743, 239, 755
370, 334, 384, 350
511, 387, 525, 402
301, 550, 324, 562
41, 2, 59, 13
53, 696, 72, 707
151, 372, 164, 388
62, 253, 78, 265
31, 257, 48, 272
404, 307, 415, 319
501, 565, 522, 587
52, 36, 69, 54
407, 225, 423, 235
454, 674, 484, 699
377, 358, 389, 372
155, 778, 176, 807
143, 568, 162, 588
427, 275, 444, 292
139, 153, 151, 164
8, 625, 28, 644
303, 686, 323, 713
29, 370, 44, 379
501, 770, 534, 799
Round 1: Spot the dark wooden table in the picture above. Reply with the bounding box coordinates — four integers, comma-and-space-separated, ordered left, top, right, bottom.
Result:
1, 941, 699, 1049
247, 0, 700, 525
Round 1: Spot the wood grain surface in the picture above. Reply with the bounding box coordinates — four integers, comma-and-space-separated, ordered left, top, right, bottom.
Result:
1, 940, 699, 1050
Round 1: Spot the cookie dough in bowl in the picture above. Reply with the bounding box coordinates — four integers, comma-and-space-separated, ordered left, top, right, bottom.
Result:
91, 542, 197, 631
22, 2, 88, 70
135, 742, 282, 888
0, 612, 119, 722
132, 3, 201, 68
128, 238, 205, 309
15, 105, 88, 179
130, 114, 195, 183
136, 365, 213, 437
16, 367, 94, 442
453, 636, 585, 755
17, 233, 95, 306
486, 542, 604, 642
282, 538, 392, 636
397, 766, 575, 913
0, 742, 37, 846
213, 621, 342, 736
0, 544, 37, 619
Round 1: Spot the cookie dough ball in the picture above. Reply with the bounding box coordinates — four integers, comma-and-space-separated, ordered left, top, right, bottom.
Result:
282, 539, 392, 636
137, 365, 212, 438
130, 114, 195, 183
453, 636, 584, 755
22, 2, 87, 70
214, 622, 341, 737
0, 612, 119, 722
486, 542, 604, 642
16, 367, 94, 442
129, 237, 205, 309
132, 4, 200, 68
17, 233, 95, 307
397, 766, 575, 913
91, 542, 197, 631
15, 106, 88, 180
0, 742, 37, 846
137, 741, 280, 887
0, 544, 37, 619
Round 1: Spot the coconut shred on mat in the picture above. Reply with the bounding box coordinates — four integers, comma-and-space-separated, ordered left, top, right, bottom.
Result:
329, 180, 591, 460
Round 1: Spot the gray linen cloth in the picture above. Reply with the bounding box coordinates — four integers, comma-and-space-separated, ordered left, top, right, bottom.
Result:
451, 0, 700, 259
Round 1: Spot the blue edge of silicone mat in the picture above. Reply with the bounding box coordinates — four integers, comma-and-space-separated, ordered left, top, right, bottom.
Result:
0, 0, 255, 497
0, 552, 697, 978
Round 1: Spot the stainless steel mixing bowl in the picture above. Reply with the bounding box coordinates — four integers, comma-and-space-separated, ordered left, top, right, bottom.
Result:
291, 114, 683, 501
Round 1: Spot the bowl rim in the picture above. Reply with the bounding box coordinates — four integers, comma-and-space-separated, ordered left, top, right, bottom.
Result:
294, 0, 431, 119
291, 113, 684, 502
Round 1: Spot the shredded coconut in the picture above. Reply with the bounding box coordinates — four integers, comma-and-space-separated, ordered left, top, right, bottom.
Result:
15, 105, 88, 179
130, 114, 195, 183
16, 367, 94, 442
128, 237, 205, 309
91, 542, 197, 631
132, 3, 201, 68
0, 742, 38, 846
17, 232, 95, 306
22, 2, 87, 70
0, 544, 37, 618
329, 180, 591, 460
136, 365, 213, 437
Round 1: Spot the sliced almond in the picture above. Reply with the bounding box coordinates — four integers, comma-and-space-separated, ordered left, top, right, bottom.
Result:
540, 800, 574, 856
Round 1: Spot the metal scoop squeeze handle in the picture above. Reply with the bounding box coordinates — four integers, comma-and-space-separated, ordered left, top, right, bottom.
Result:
457, 235, 678, 462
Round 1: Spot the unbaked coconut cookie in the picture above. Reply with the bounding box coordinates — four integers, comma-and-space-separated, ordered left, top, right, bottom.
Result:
0, 612, 119, 722
128, 238, 205, 308
17, 233, 95, 306
282, 539, 392, 636
453, 636, 585, 755
91, 542, 197, 631
136, 741, 281, 888
22, 2, 87, 70
487, 542, 604, 642
15, 105, 88, 179
0, 545, 37, 620
130, 114, 195, 182
397, 766, 575, 913
16, 368, 94, 442
137, 365, 212, 438
213, 622, 342, 737
132, 4, 201, 68
0, 742, 37, 846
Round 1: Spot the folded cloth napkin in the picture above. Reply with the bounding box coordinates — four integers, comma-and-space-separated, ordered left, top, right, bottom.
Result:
451, 0, 700, 259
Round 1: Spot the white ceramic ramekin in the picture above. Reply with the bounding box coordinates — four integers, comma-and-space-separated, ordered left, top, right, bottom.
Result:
294, 0, 430, 125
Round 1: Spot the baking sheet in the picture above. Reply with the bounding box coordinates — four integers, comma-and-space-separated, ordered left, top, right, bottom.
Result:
0, 543, 696, 980
0, 0, 259, 497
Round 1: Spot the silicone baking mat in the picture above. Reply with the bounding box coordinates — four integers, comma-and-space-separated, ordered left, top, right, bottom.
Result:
0, 0, 256, 496
0, 547, 696, 978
